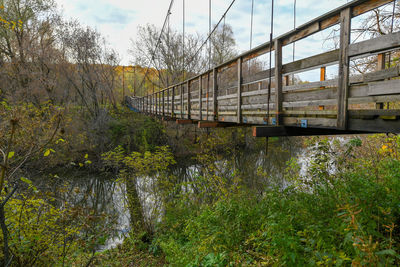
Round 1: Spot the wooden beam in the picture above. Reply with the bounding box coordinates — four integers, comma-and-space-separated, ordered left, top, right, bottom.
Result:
237, 57, 243, 123
162, 90, 165, 116
213, 68, 218, 121
180, 84, 183, 119
171, 87, 175, 117
199, 76, 202, 120
187, 81, 191, 119
197, 121, 237, 128
337, 7, 351, 130
176, 119, 195, 125
253, 126, 288, 137
349, 32, 400, 58
274, 39, 283, 125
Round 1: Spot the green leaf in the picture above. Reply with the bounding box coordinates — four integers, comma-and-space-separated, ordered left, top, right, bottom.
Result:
21, 177, 32, 185
85, 160, 92, 165
7, 151, 14, 159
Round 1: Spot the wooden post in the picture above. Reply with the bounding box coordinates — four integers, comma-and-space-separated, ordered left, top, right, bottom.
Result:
167, 88, 170, 116
274, 39, 283, 125
172, 86, 175, 118
206, 74, 209, 121
187, 81, 191, 119
376, 53, 386, 109
213, 68, 218, 121
199, 76, 203, 120
237, 57, 243, 124
283, 75, 289, 86
337, 7, 351, 130
180, 84, 184, 119
319, 66, 326, 110
162, 90, 165, 116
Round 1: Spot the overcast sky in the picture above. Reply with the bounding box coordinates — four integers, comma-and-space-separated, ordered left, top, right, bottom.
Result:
56, 0, 353, 79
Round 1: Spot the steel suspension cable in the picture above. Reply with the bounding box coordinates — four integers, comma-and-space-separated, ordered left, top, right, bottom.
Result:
388, 0, 397, 67
266, 0, 275, 126
250, 0, 254, 50
185, 0, 236, 69
182, 0, 185, 82
292, 0, 296, 83
136, 0, 175, 96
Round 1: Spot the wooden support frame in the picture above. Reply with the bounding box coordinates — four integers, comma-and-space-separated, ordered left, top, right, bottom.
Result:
213, 68, 218, 121
176, 119, 196, 125
180, 84, 183, 119
237, 57, 243, 124
187, 81, 191, 119
199, 76, 203, 120
171, 86, 175, 117
198, 121, 237, 128
274, 39, 283, 125
337, 7, 351, 130
162, 90, 165, 116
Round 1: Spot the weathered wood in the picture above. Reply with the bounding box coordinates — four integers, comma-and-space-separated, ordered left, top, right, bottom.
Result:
337, 7, 351, 130
213, 68, 218, 121
237, 57, 243, 124
162, 90, 165, 116
352, 0, 393, 17
275, 39, 283, 125
176, 119, 195, 125
283, 49, 339, 75
171, 87, 175, 117
199, 76, 202, 120
349, 32, 400, 58
187, 82, 191, 119
180, 84, 184, 119
368, 79, 400, 96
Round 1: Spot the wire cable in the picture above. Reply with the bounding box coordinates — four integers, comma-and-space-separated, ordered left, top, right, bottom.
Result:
185, 0, 237, 70
266, 0, 275, 126
136, 0, 175, 96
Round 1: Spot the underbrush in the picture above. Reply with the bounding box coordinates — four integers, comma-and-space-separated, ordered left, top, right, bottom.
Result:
129, 135, 400, 266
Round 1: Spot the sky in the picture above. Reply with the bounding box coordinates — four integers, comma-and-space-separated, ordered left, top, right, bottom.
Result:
56, 0, 353, 80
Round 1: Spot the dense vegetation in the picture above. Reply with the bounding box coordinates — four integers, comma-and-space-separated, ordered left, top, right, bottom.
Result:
1, 0, 400, 266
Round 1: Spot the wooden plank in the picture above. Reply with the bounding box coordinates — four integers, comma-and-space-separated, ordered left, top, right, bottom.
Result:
349, 32, 400, 58
275, 39, 283, 125
198, 121, 237, 128
337, 7, 351, 130
348, 118, 400, 133
284, 87, 337, 102
283, 79, 338, 92
283, 49, 339, 75
176, 119, 195, 125
237, 57, 243, 123
242, 68, 275, 85
352, 0, 393, 17
368, 79, 400, 96
283, 22, 320, 46
364, 66, 399, 83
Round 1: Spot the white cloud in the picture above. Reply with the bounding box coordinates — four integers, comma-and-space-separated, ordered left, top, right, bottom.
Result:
55, 0, 351, 70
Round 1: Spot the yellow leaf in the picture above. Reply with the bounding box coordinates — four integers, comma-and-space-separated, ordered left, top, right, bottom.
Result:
44, 149, 51, 157
84, 153, 88, 159
382, 145, 388, 150
8, 151, 14, 159
79, 163, 84, 167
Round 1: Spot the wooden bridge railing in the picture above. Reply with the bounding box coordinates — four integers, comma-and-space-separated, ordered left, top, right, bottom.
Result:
128, 0, 400, 134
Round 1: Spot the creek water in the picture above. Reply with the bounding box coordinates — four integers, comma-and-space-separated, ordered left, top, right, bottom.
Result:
46, 134, 351, 251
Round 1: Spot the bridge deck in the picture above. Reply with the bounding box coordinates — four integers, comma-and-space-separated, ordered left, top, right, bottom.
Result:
128, 0, 400, 137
